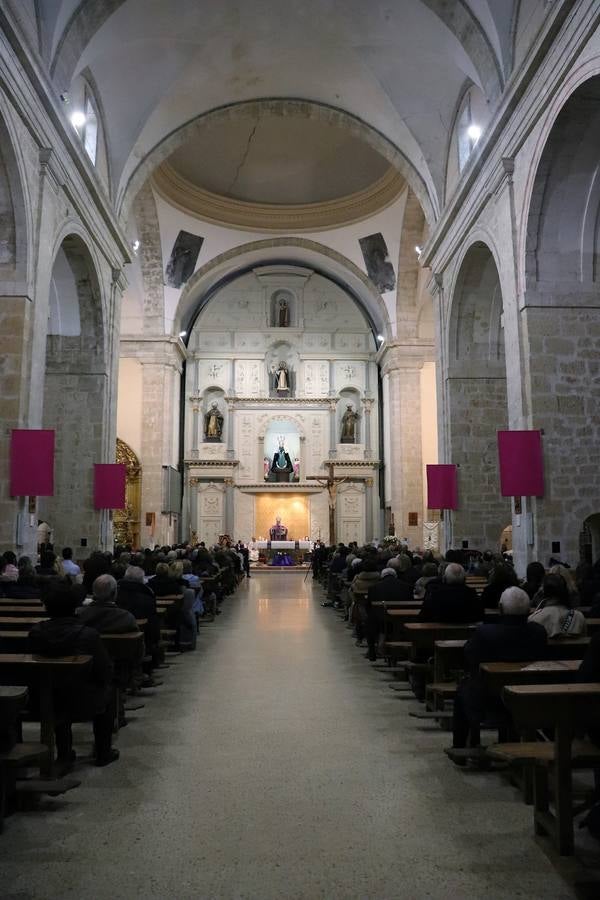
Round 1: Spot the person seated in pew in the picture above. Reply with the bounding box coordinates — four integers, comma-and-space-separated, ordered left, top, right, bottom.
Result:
521, 560, 545, 602
2, 563, 41, 599
29, 579, 119, 769
364, 567, 407, 661
479, 562, 519, 608
349, 558, 381, 645
447, 587, 547, 761
412, 563, 439, 601
0, 550, 19, 583
77, 574, 139, 634
117, 566, 161, 663
419, 563, 483, 623
528, 573, 586, 639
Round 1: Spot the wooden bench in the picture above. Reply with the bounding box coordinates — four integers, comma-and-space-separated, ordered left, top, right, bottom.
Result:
501, 683, 600, 854
0, 654, 92, 777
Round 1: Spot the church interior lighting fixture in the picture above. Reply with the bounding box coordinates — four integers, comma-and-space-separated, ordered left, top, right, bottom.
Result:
467, 123, 482, 142
70, 110, 86, 129
178, 331, 187, 338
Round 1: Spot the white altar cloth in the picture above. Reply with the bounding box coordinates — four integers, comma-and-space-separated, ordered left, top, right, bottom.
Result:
256, 540, 312, 550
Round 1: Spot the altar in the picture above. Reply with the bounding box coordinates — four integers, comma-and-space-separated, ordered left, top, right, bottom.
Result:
255, 539, 312, 567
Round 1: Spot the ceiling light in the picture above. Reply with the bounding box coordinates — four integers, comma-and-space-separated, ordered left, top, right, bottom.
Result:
467, 124, 482, 142
178, 330, 187, 338
377, 335, 384, 343
415, 245, 422, 256
132, 240, 140, 253
70, 110, 86, 129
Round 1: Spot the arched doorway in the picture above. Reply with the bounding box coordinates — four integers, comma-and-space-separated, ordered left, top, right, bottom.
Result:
38, 234, 107, 552
114, 438, 142, 548
523, 76, 600, 564
446, 241, 510, 549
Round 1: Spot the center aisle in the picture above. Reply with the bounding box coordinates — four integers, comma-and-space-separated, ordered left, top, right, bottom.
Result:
2, 573, 574, 899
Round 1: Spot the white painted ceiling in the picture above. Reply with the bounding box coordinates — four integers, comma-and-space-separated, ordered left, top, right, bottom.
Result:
33, 0, 526, 217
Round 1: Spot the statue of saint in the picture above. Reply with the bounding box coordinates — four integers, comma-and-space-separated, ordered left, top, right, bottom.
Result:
204, 401, 224, 441
263, 456, 270, 480
293, 457, 300, 481
274, 361, 289, 393
271, 441, 294, 482
278, 298, 289, 327
340, 404, 359, 443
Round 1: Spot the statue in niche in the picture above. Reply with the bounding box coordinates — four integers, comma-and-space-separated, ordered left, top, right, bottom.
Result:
293, 457, 300, 481
340, 404, 360, 443
204, 401, 224, 442
270, 439, 294, 482
278, 297, 290, 327
274, 361, 289, 393
263, 457, 270, 481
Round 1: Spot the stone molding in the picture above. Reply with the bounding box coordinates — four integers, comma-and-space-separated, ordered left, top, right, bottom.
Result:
152, 162, 405, 232
185, 459, 239, 467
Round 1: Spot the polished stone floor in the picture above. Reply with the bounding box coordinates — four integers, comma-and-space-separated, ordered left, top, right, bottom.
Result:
0, 574, 591, 898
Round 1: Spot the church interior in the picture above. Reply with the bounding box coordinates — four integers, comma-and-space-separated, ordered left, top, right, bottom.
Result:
2, 2, 600, 897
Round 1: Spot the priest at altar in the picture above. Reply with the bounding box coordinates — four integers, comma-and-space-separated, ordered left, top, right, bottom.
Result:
269, 517, 288, 540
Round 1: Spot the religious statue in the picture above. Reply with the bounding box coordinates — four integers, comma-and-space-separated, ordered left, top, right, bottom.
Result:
278, 297, 289, 327
274, 361, 289, 393
204, 401, 224, 441
340, 404, 359, 443
269, 516, 288, 540
263, 456, 270, 481
293, 457, 300, 481
271, 440, 294, 482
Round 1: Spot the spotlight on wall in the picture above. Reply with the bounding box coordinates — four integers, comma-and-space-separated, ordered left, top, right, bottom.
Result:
415, 245, 422, 256
178, 330, 187, 338
132, 240, 140, 254
467, 124, 482, 142
377, 334, 384, 343
70, 110, 86, 129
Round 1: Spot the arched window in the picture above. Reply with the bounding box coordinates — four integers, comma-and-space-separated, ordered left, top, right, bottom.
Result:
83, 93, 98, 165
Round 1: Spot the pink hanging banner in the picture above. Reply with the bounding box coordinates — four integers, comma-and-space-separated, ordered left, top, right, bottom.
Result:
10, 429, 55, 496
426, 464, 458, 510
94, 464, 126, 510
497, 430, 544, 497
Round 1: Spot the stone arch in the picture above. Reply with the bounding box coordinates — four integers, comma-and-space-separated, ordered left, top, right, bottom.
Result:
119, 99, 436, 226
177, 237, 392, 343
520, 72, 600, 564
445, 240, 509, 549
0, 103, 32, 548
39, 233, 110, 552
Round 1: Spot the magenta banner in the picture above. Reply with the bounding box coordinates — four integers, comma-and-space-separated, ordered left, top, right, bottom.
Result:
94, 464, 126, 510
426, 464, 458, 510
10, 429, 55, 496
497, 430, 544, 497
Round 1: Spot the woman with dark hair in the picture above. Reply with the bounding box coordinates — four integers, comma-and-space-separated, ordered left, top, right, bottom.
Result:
528, 573, 586, 638
522, 561, 546, 602
480, 563, 519, 609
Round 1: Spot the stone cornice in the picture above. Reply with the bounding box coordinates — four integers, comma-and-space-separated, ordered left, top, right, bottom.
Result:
152, 162, 405, 232
376, 340, 435, 372
185, 459, 239, 467
323, 460, 381, 468
120, 335, 186, 368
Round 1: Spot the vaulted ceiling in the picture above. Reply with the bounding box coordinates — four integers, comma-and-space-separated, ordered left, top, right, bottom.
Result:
26, 0, 527, 220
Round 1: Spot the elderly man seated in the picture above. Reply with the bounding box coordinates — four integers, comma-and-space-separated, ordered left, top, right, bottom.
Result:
447, 586, 547, 762
77, 574, 139, 634
419, 562, 483, 623
117, 565, 161, 665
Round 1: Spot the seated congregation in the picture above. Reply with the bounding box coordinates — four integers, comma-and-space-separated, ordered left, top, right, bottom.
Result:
315, 540, 600, 856
0, 541, 246, 829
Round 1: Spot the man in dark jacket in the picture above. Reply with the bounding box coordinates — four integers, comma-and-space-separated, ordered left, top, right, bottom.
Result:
117, 565, 160, 657
448, 586, 547, 754
365, 568, 412, 661
77, 574, 139, 634
419, 563, 483, 623
29, 579, 119, 769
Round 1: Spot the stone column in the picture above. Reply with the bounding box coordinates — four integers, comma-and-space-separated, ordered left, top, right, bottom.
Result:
365, 477, 374, 542
224, 478, 234, 535
192, 403, 200, 455
362, 398, 373, 458
328, 398, 337, 458
227, 399, 235, 459
379, 344, 428, 546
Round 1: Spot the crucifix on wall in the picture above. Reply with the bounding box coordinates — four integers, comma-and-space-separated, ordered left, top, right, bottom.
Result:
307, 462, 363, 545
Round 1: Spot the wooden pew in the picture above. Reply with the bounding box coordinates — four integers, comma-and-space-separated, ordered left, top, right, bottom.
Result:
500, 684, 600, 855
0, 686, 47, 832
0, 654, 92, 777
0, 617, 48, 630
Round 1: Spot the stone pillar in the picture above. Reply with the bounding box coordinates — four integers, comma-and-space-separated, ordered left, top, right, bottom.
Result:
362, 398, 373, 458
224, 479, 234, 534
365, 478, 374, 542
328, 398, 337, 458
379, 344, 427, 546
227, 399, 235, 459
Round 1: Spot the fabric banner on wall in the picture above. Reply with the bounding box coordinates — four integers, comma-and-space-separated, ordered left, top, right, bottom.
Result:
426, 464, 458, 510
497, 430, 544, 497
94, 464, 126, 510
10, 429, 55, 496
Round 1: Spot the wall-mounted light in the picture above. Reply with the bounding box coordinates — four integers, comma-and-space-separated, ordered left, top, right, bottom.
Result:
70, 110, 86, 129
415, 245, 422, 256
132, 240, 140, 254
178, 330, 187, 338
467, 124, 482, 142
377, 334, 384, 343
